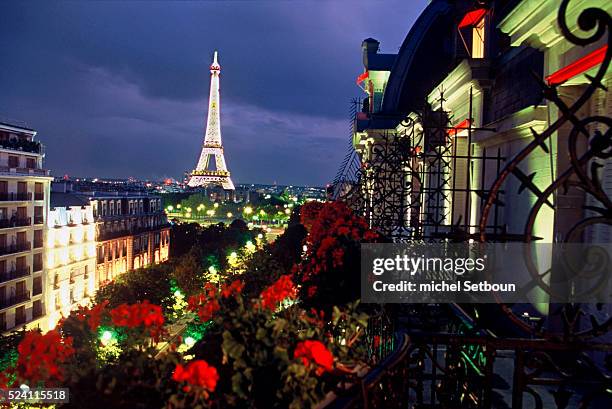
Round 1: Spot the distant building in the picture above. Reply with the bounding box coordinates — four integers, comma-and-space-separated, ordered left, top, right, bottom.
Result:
86, 192, 170, 286
45, 193, 97, 330
53, 181, 170, 286
0, 122, 52, 333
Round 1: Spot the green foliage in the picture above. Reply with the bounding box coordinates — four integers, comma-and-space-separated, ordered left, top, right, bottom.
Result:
200, 294, 369, 408
94, 264, 173, 310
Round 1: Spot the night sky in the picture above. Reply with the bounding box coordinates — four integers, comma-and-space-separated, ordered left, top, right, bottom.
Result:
0, 1, 428, 186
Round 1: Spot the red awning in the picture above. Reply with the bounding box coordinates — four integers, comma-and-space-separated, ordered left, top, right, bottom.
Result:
458, 8, 486, 28
447, 118, 472, 135
545, 45, 607, 85
356, 71, 369, 85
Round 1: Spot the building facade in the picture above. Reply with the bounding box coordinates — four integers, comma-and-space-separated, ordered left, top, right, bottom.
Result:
88, 192, 170, 286
45, 195, 97, 330
0, 122, 52, 332
341, 0, 611, 323
347, 0, 610, 244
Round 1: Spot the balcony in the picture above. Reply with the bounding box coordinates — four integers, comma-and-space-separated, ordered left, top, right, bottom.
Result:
33, 262, 43, 272
0, 166, 50, 177
0, 139, 43, 154
0, 192, 32, 201
0, 267, 30, 284
0, 217, 31, 229
34, 192, 44, 201
0, 291, 30, 309
32, 285, 42, 296
0, 242, 31, 256
34, 216, 44, 225
33, 239, 43, 249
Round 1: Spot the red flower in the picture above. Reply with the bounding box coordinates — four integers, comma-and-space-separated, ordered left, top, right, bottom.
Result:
296, 202, 379, 282
221, 280, 244, 299
17, 330, 74, 385
172, 360, 219, 393
259, 275, 297, 311
373, 335, 381, 349
187, 291, 220, 322
110, 301, 165, 335
75, 300, 109, 332
294, 340, 333, 374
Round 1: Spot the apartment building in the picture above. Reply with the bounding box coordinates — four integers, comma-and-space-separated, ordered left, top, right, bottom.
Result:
51, 182, 171, 287
87, 192, 170, 286
0, 122, 51, 332
45, 193, 97, 330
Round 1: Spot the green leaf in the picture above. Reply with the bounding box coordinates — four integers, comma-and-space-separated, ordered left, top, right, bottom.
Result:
222, 330, 245, 361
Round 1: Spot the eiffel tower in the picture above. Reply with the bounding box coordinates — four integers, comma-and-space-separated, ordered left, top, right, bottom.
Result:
188, 51, 235, 190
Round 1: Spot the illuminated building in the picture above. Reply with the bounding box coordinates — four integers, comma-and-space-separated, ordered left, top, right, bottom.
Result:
45, 193, 97, 330
188, 51, 235, 192
0, 122, 51, 333
347, 0, 611, 241
86, 192, 170, 286
341, 0, 611, 314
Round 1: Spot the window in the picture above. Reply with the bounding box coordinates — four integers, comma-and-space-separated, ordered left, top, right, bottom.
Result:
16, 256, 26, 272
15, 306, 25, 325
472, 17, 485, 58
16, 206, 27, 221
34, 183, 43, 200
16, 231, 27, 248
33, 277, 42, 296
34, 230, 43, 248
26, 158, 35, 169
8, 156, 18, 168
34, 206, 43, 224
32, 300, 42, 317
33, 253, 43, 272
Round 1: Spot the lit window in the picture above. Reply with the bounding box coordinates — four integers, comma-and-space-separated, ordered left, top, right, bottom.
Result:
472, 17, 485, 58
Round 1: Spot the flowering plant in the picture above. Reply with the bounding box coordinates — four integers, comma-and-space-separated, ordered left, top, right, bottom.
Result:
16, 330, 74, 386
296, 202, 379, 310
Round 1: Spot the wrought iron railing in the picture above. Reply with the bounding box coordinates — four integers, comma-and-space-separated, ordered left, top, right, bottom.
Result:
329, 0, 612, 407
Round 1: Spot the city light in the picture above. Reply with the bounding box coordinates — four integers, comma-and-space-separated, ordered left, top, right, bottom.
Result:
227, 212, 233, 218
100, 330, 116, 346
244, 206, 253, 215
184, 336, 196, 348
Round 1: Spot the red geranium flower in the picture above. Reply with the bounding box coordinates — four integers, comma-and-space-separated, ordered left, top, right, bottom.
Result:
110, 300, 165, 336
187, 284, 222, 322
221, 280, 244, 299
294, 340, 334, 375
17, 330, 74, 385
259, 275, 297, 311
173, 360, 219, 393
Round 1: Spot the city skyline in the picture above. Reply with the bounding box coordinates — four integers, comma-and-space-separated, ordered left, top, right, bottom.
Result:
0, 1, 428, 186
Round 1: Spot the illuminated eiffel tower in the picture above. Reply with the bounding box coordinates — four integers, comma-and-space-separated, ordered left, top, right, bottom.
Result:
188, 51, 235, 190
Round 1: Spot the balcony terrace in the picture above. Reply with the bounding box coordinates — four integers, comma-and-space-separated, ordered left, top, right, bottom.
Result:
0, 291, 30, 310
0, 267, 30, 284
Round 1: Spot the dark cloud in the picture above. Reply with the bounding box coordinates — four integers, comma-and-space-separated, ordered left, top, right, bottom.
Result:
0, 0, 428, 186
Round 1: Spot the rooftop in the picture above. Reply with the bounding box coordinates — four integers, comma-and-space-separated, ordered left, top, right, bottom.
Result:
50, 192, 91, 209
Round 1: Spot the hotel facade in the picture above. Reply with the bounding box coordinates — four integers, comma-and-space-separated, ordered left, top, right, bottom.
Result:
0, 122, 52, 333
342, 0, 611, 320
